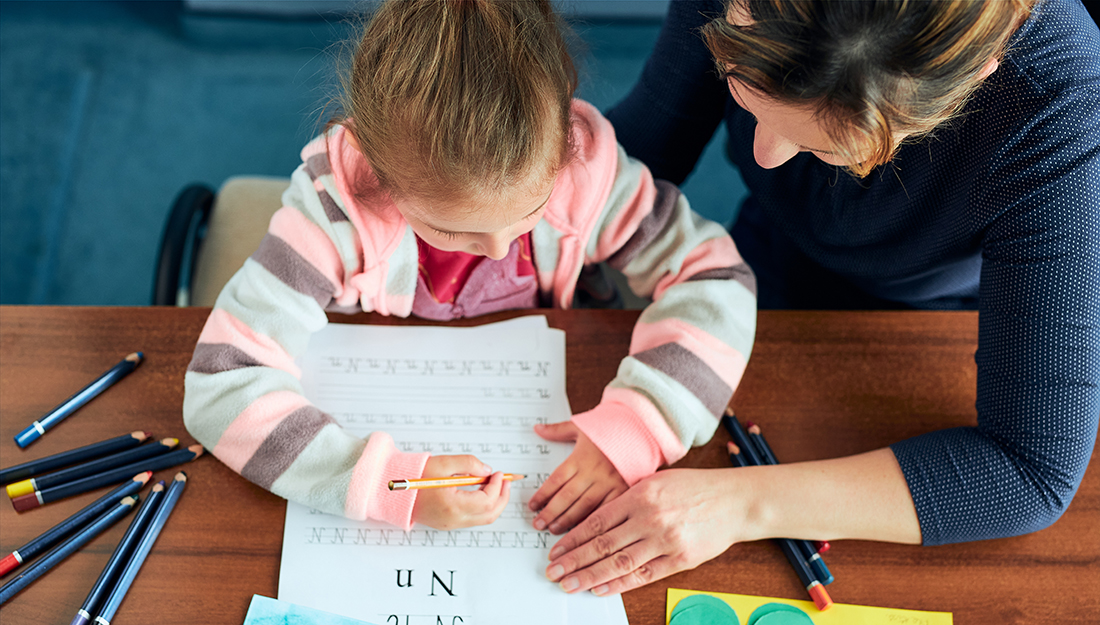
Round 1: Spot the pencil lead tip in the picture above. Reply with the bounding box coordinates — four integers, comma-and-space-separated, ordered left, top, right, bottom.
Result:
127, 352, 144, 363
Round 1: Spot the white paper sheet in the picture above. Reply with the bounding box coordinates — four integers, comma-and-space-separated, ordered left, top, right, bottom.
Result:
278, 318, 627, 625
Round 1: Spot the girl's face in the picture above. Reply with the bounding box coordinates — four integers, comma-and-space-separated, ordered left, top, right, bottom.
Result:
394, 180, 555, 260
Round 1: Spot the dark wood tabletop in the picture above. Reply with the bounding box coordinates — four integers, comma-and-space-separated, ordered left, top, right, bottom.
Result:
0, 307, 1096, 624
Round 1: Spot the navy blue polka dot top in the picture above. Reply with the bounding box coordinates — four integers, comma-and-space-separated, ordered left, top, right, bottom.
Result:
607, 0, 1100, 546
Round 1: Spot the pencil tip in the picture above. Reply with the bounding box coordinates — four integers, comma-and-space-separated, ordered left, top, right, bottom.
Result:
174, 471, 188, 482
121, 495, 139, 506
134, 430, 152, 439
188, 444, 205, 456
747, 423, 761, 434
135, 471, 153, 484
152, 482, 165, 492
727, 441, 740, 455
724, 406, 735, 417
127, 352, 144, 363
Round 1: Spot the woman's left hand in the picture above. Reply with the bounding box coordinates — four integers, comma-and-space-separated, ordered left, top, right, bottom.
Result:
543, 467, 744, 596
528, 421, 629, 534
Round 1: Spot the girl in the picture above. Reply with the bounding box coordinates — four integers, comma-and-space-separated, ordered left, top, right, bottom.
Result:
183, 0, 756, 532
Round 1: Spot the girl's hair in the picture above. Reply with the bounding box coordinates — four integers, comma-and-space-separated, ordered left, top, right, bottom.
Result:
333, 0, 577, 205
702, 0, 1037, 177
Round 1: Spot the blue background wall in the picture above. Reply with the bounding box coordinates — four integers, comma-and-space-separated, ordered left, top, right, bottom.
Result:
0, 1, 744, 306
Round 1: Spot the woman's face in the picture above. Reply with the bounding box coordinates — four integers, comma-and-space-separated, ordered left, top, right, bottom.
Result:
724, 77, 855, 169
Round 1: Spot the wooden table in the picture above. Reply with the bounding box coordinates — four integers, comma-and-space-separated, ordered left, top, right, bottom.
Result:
0, 307, 1096, 624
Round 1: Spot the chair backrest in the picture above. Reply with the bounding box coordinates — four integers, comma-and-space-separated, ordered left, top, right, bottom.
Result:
191, 176, 290, 307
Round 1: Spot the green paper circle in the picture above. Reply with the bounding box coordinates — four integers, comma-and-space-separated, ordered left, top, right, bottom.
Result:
669, 595, 740, 625
747, 603, 814, 625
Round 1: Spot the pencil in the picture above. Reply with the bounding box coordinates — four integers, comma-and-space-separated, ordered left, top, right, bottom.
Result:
10, 445, 203, 512
14, 352, 144, 448
0, 496, 138, 605
0, 431, 150, 486
746, 422, 834, 586
0, 473, 149, 577
69, 481, 166, 625
92, 472, 187, 625
721, 408, 832, 610
6, 438, 177, 499
388, 473, 526, 491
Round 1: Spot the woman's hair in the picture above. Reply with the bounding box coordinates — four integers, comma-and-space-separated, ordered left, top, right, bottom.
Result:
333, 0, 577, 205
702, 0, 1037, 177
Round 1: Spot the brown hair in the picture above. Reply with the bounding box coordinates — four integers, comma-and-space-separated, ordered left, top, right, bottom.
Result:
332, 0, 577, 205
702, 0, 1036, 177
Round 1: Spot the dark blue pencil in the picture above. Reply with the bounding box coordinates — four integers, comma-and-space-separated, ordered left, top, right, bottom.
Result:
0, 496, 138, 605
0, 473, 149, 577
92, 472, 187, 625
0, 431, 150, 486
15, 352, 143, 448
745, 422, 835, 586
11, 445, 203, 512
6, 438, 177, 499
69, 481, 166, 625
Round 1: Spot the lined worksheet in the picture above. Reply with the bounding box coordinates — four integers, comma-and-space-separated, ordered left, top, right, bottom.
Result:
278, 317, 627, 624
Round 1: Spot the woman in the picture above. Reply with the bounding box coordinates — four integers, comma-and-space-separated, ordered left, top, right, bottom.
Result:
542, 0, 1099, 596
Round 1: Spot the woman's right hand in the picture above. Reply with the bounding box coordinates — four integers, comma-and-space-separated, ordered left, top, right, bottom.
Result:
410, 455, 511, 530
544, 467, 746, 596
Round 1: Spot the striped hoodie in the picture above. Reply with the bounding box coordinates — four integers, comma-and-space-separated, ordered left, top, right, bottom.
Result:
183, 100, 757, 529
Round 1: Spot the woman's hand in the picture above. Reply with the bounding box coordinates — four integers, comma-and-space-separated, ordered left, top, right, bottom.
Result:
543, 467, 745, 596
528, 421, 629, 534
411, 455, 511, 530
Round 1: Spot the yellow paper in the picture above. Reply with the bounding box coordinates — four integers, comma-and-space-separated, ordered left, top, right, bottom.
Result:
667, 588, 952, 625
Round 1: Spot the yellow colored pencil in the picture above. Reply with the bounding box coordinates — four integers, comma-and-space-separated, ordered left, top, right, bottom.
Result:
388, 473, 526, 491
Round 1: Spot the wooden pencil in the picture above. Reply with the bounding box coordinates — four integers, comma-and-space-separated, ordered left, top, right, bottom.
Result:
91, 472, 187, 625
10, 445, 203, 512
0, 496, 138, 605
14, 352, 143, 448
0, 473, 150, 577
6, 438, 176, 499
69, 481, 166, 625
0, 431, 150, 486
388, 473, 526, 490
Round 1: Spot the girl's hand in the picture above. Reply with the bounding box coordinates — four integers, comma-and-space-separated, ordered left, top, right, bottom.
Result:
411, 455, 511, 530
528, 421, 629, 534
543, 468, 743, 596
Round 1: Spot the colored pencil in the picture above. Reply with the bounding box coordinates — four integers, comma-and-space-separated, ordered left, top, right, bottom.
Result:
721, 408, 834, 608
10, 445, 203, 512
6, 438, 177, 499
388, 473, 526, 491
0, 431, 150, 486
0, 473, 150, 577
777, 533, 833, 611
92, 472, 187, 625
14, 352, 144, 448
0, 496, 138, 605
69, 481, 166, 625
745, 422, 834, 585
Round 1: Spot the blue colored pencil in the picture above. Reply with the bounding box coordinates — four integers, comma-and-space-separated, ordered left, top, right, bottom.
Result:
0, 431, 150, 486
92, 472, 187, 625
15, 352, 143, 448
0, 473, 149, 577
6, 438, 177, 499
69, 481, 166, 625
11, 445, 203, 512
0, 496, 138, 605
745, 422, 835, 586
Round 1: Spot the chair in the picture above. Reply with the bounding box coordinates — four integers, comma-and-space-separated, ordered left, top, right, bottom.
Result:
153, 177, 289, 306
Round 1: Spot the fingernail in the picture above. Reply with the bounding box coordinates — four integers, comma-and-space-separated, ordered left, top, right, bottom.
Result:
592, 584, 609, 596
534, 518, 546, 530
560, 577, 579, 592
546, 565, 564, 581
483, 464, 493, 473
549, 546, 563, 559
548, 523, 560, 534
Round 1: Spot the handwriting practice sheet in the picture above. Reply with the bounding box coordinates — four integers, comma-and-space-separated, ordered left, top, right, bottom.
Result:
278, 318, 627, 625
